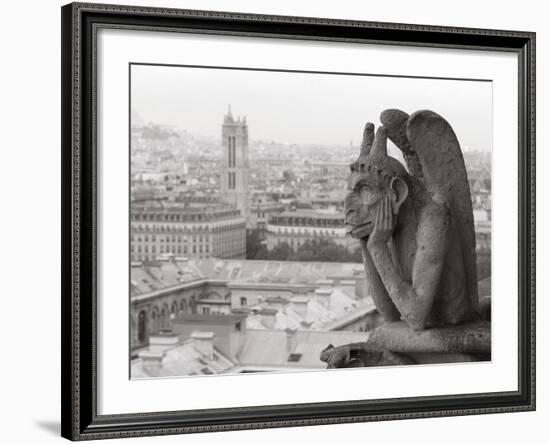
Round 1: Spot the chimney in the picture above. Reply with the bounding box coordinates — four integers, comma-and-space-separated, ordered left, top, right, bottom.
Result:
259, 308, 278, 329
291, 296, 309, 318
148, 332, 179, 352
285, 328, 298, 352
314, 288, 332, 309
176, 256, 189, 266
338, 279, 359, 299
138, 350, 165, 377
191, 331, 215, 360
316, 279, 333, 288
340, 279, 356, 288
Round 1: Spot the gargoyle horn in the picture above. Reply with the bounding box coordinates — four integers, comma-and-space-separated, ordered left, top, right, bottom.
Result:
370, 127, 388, 158
360, 122, 375, 156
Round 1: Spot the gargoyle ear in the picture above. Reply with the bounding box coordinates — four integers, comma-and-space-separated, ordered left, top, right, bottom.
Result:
390, 176, 408, 214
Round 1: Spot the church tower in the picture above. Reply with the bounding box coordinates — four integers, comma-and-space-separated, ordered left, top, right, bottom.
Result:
221, 105, 249, 223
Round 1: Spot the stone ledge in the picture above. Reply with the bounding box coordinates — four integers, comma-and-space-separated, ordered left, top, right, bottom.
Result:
367, 321, 490, 355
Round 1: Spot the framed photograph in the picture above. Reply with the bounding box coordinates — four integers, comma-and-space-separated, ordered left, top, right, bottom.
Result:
61, 2, 535, 440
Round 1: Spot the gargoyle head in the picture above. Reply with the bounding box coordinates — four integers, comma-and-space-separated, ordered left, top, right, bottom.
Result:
344, 123, 409, 239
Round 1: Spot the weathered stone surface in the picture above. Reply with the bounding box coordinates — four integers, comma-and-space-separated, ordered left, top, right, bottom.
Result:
367, 321, 490, 354
321, 109, 491, 369
320, 343, 412, 368
364, 308, 383, 332
344, 110, 479, 330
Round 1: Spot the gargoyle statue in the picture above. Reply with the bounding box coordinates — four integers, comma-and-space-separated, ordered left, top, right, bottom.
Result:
321, 109, 485, 368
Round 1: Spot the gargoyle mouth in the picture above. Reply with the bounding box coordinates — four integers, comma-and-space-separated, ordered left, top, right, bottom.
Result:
345, 221, 372, 238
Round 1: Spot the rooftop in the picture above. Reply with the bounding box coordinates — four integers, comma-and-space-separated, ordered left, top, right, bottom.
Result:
131, 338, 235, 379
246, 286, 374, 331
275, 210, 344, 220
238, 329, 368, 369
132, 201, 234, 213
131, 328, 369, 377
131, 258, 365, 298
172, 312, 248, 325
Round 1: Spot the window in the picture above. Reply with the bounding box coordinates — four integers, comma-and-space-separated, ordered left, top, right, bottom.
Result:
138, 310, 147, 342
228, 136, 232, 167
160, 308, 167, 329
180, 299, 187, 313
240, 297, 247, 306
150, 310, 158, 332
201, 307, 210, 315
228, 135, 237, 168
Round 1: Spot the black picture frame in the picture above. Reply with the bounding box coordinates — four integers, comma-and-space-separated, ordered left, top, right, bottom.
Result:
61, 2, 536, 440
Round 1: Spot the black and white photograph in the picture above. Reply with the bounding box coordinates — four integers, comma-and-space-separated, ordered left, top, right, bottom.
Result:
1, 0, 544, 442
129, 65, 492, 379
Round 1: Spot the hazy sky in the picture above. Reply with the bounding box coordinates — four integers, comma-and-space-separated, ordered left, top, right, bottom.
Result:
131, 64, 492, 151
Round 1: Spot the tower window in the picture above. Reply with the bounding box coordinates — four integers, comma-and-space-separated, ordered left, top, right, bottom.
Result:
228, 136, 237, 168
228, 136, 232, 167
232, 136, 236, 167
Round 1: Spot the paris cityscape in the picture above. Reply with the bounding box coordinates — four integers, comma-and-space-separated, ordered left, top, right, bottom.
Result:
128, 62, 493, 378
130, 103, 491, 378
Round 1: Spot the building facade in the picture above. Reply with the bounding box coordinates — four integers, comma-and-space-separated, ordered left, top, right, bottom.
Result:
130, 201, 246, 262
220, 106, 250, 224
265, 210, 355, 251
130, 258, 369, 351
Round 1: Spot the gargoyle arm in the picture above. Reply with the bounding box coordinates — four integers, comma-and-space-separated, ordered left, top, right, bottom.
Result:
369, 202, 450, 331
360, 240, 401, 322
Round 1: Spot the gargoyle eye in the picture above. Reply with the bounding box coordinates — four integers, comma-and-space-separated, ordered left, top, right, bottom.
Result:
357, 182, 372, 193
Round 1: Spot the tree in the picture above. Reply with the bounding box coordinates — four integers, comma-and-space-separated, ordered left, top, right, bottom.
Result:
246, 229, 268, 260
261, 238, 363, 263
268, 242, 294, 261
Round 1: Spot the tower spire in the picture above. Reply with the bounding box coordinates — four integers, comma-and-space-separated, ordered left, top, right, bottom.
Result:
225, 104, 234, 123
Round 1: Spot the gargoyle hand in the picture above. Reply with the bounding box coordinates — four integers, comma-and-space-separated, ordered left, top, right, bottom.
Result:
319, 344, 351, 369
367, 194, 394, 250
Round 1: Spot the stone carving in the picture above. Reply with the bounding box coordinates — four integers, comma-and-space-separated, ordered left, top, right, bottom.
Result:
321, 109, 490, 368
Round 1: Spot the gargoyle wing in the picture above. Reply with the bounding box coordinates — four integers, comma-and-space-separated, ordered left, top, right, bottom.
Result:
406, 110, 479, 309
380, 108, 424, 180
